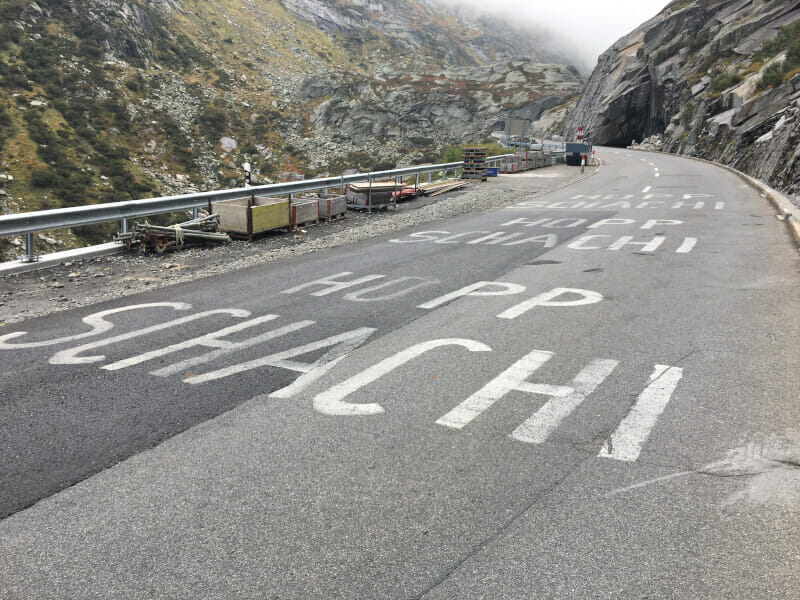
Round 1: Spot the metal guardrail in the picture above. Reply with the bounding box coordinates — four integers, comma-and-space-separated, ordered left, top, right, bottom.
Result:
0, 155, 514, 262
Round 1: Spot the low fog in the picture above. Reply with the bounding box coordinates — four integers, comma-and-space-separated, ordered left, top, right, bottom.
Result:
433, 0, 669, 72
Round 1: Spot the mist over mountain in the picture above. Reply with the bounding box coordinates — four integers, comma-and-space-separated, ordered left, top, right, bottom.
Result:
430, 0, 669, 73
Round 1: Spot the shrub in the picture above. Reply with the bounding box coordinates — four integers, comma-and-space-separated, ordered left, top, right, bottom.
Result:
757, 61, 787, 90
755, 20, 800, 66
198, 106, 228, 139
30, 168, 59, 188
710, 72, 742, 92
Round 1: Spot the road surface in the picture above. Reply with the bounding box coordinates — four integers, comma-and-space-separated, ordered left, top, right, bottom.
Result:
1, 150, 799, 598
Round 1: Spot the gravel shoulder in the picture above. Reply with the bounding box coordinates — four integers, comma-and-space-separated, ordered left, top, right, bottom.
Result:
0, 166, 594, 326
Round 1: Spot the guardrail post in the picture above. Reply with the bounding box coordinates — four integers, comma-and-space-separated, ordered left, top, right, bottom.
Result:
120, 218, 128, 234
192, 208, 199, 220
20, 232, 37, 263
367, 173, 373, 213
428, 172, 432, 183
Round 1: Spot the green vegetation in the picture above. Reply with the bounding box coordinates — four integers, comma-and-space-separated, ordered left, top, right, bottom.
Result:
710, 72, 742, 92
754, 19, 800, 90
756, 61, 788, 91
442, 142, 509, 163
0, 104, 12, 145
754, 20, 800, 63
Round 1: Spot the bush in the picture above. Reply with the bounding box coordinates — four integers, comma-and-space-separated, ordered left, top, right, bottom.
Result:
757, 61, 787, 90
0, 104, 13, 143
198, 106, 227, 139
30, 168, 59, 188
442, 145, 461, 163
755, 20, 800, 66
710, 72, 742, 92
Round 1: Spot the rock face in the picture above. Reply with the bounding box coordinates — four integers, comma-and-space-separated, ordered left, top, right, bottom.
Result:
565, 0, 800, 197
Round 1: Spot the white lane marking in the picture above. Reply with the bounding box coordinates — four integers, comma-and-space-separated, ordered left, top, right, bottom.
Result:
641, 186, 651, 194
511, 359, 619, 443
282, 272, 385, 296
598, 365, 683, 462
314, 338, 492, 416
655, 171, 660, 178
715, 202, 725, 210
184, 327, 376, 386
418, 281, 526, 310
49, 309, 251, 365
497, 288, 603, 320
103, 315, 283, 371
676, 238, 698, 254
648, 162, 655, 166
0, 303, 191, 349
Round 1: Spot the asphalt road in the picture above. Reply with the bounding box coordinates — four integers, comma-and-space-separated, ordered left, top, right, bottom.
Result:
1, 150, 799, 599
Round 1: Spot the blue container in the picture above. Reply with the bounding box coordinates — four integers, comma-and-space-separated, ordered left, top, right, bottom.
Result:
486, 167, 498, 177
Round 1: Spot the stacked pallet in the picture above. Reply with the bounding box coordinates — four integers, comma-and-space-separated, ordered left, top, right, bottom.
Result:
461, 148, 487, 182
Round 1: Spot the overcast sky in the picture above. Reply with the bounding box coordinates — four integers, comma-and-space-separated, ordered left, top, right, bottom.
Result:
436, 0, 670, 71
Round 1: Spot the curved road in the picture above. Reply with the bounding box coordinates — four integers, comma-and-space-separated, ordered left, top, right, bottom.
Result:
1, 150, 799, 598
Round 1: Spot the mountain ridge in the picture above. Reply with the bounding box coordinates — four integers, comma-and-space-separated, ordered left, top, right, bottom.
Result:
0, 0, 583, 257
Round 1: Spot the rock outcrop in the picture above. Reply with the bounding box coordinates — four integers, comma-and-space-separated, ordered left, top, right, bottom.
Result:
565, 0, 800, 198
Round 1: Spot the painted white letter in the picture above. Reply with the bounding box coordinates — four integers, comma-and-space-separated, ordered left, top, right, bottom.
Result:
498, 288, 603, 320
314, 338, 491, 416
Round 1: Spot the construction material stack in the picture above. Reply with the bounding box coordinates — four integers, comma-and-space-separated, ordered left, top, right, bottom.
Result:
290, 197, 320, 230
212, 195, 291, 239
316, 194, 347, 221
115, 214, 231, 253
461, 148, 487, 182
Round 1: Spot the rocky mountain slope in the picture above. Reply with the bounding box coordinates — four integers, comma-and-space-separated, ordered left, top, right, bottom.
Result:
0, 0, 583, 257
564, 0, 800, 199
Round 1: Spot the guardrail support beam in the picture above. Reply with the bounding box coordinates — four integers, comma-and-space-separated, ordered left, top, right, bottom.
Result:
20, 232, 37, 263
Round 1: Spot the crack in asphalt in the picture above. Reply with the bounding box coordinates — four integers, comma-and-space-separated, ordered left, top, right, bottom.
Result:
412, 452, 595, 600
599, 348, 701, 456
